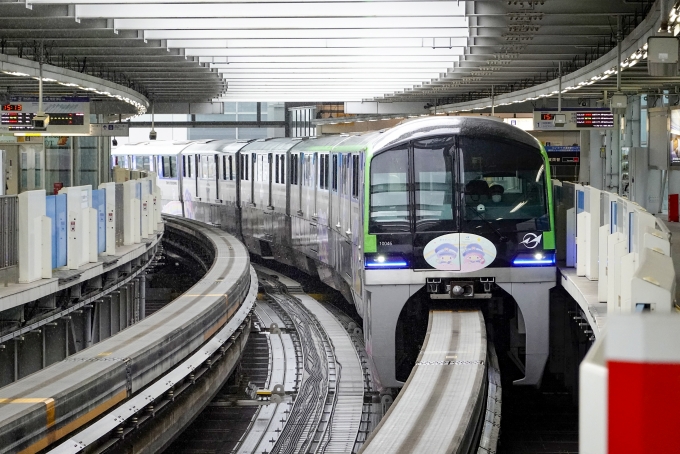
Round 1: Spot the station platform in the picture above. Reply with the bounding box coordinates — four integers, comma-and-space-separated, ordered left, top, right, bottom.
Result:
559, 210, 680, 340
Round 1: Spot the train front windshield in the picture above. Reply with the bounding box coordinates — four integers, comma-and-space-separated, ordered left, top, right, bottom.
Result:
460, 136, 549, 231
369, 136, 549, 234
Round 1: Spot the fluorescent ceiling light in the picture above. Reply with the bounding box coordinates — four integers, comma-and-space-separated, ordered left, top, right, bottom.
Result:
186, 47, 464, 57
112, 17, 467, 30
210, 62, 453, 69
168, 38, 468, 49
76, 3, 466, 19
145, 28, 469, 40
204, 56, 460, 63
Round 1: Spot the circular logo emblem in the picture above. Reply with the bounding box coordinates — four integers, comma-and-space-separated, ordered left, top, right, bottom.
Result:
423, 233, 497, 272
520, 233, 542, 249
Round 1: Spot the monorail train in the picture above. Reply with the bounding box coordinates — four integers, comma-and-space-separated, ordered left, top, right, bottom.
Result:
112, 117, 556, 389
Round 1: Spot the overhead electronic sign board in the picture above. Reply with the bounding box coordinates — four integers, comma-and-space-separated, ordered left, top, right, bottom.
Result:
0, 97, 90, 135
533, 108, 614, 130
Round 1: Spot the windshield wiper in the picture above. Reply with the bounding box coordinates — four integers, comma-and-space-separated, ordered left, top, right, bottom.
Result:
465, 206, 509, 243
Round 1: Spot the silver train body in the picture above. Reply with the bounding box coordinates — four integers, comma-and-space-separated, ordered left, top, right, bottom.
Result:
112, 117, 556, 389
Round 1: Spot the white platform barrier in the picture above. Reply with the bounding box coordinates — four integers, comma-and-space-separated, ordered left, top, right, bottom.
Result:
59, 185, 94, 270
10, 172, 159, 288
18, 190, 51, 283
566, 184, 673, 312
123, 180, 141, 246
99, 182, 117, 256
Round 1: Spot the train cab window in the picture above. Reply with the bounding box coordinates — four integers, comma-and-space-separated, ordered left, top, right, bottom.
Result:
332, 154, 338, 192
414, 138, 455, 231
369, 147, 409, 233
460, 137, 549, 229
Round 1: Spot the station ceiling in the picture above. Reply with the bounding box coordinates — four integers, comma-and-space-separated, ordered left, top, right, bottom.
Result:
0, 0, 669, 106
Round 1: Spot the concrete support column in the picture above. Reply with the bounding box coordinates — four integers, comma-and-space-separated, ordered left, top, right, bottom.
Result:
140, 274, 146, 320
589, 131, 606, 190
84, 305, 93, 349
17, 332, 42, 380
100, 296, 112, 340
0, 344, 12, 388
44, 322, 65, 366
610, 116, 621, 193
111, 290, 121, 335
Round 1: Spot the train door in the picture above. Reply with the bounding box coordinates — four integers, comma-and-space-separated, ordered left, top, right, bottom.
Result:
411, 137, 459, 270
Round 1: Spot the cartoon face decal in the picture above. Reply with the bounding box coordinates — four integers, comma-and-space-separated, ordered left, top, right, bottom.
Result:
463, 243, 486, 265
423, 233, 496, 271
435, 243, 458, 266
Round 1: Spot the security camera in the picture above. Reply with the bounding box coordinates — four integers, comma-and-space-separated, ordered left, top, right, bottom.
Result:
112, 137, 118, 146
32, 113, 50, 130
149, 130, 157, 140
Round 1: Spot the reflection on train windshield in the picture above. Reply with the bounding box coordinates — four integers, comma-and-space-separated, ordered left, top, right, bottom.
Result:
369, 146, 410, 233
413, 137, 455, 232
369, 136, 549, 234
461, 137, 548, 230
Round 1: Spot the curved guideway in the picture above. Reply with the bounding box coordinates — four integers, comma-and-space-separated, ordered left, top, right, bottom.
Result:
0, 217, 256, 454
239, 265, 365, 454
360, 311, 487, 454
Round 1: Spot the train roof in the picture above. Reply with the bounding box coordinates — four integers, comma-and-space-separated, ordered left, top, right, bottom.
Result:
111, 140, 195, 156
182, 139, 251, 154
369, 116, 542, 155
240, 137, 304, 153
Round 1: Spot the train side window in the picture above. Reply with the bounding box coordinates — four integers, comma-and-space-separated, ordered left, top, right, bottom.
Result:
275, 154, 280, 183
290, 154, 298, 185
332, 154, 338, 192
187, 155, 192, 178
221, 156, 226, 180
252, 154, 257, 181
169, 156, 177, 178
209, 155, 216, 179
280, 155, 285, 184
342, 153, 350, 196
228, 155, 233, 180
352, 155, 360, 199
369, 147, 409, 232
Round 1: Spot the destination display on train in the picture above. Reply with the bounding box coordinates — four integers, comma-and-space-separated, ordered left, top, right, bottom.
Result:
575, 111, 614, 128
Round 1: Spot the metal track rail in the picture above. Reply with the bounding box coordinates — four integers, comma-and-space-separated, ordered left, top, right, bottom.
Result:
250, 266, 365, 454
359, 310, 488, 454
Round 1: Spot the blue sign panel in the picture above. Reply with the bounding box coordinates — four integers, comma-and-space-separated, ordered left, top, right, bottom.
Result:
46, 194, 67, 269
92, 189, 106, 254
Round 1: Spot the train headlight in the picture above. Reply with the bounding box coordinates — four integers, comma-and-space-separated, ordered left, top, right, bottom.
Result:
364, 254, 408, 269
512, 252, 555, 266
